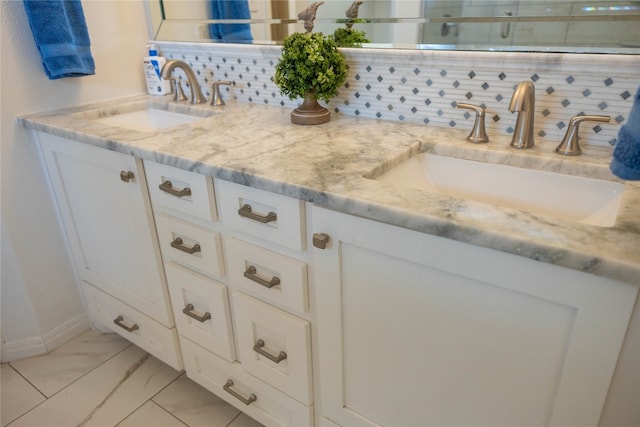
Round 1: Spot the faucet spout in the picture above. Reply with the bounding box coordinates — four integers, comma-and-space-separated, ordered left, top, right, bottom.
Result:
508, 81, 535, 149
161, 59, 207, 104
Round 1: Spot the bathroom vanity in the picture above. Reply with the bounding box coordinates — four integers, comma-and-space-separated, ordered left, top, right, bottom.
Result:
20, 96, 639, 426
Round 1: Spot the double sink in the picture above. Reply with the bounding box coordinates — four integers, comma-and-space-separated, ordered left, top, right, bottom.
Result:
367, 151, 624, 228
82, 100, 216, 132
86, 99, 626, 228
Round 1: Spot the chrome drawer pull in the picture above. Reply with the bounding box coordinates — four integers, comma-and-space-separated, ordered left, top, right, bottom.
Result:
113, 315, 139, 333
253, 339, 287, 363
182, 304, 211, 323
244, 265, 280, 289
159, 180, 192, 198
223, 379, 257, 405
120, 171, 135, 182
238, 204, 277, 223
171, 237, 201, 254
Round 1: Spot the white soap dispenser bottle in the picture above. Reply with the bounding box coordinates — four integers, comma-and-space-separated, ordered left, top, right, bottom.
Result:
143, 44, 170, 95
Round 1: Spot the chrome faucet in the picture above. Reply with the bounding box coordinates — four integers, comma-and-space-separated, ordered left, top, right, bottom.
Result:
555, 114, 611, 156
508, 81, 536, 149
160, 59, 207, 104
457, 102, 489, 143
210, 81, 231, 106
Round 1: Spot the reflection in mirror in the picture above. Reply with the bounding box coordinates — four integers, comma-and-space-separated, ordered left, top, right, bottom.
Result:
152, 1, 640, 53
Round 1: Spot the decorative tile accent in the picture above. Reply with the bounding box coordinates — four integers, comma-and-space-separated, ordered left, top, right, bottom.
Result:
156, 42, 639, 148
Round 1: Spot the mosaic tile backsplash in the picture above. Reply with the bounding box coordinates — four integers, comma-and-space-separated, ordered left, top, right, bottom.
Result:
156, 42, 639, 148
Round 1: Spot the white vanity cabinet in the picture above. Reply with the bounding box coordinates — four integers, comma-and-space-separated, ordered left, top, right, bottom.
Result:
145, 161, 314, 426
310, 206, 637, 427
36, 133, 181, 369
36, 129, 636, 427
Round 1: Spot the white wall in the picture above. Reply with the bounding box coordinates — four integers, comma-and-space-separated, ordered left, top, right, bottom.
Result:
1, 0, 150, 361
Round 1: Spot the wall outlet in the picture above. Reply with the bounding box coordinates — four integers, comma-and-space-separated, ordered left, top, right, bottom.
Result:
198, 24, 209, 40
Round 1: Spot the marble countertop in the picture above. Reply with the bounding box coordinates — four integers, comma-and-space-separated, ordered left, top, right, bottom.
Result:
19, 95, 640, 285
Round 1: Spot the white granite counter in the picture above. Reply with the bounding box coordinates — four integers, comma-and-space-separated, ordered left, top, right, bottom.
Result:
19, 95, 640, 285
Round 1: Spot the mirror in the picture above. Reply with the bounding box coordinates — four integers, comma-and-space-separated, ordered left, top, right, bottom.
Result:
149, 1, 640, 53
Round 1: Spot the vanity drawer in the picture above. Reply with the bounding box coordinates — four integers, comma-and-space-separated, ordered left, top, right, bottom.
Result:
165, 262, 236, 362
155, 213, 224, 279
232, 292, 312, 405
181, 338, 313, 427
216, 179, 305, 251
83, 282, 183, 370
144, 160, 217, 221
225, 236, 308, 314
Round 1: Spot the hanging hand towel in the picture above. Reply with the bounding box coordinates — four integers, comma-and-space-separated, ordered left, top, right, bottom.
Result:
209, 0, 253, 43
23, 0, 95, 79
611, 86, 640, 180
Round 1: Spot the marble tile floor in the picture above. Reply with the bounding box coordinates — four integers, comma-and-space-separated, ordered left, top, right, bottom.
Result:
1, 329, 263, 427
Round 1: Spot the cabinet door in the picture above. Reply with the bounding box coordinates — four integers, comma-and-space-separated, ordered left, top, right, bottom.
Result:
165, 262, 236, 362
38, 133, 173, 327
225, 237, 309, 315
232, 292, 312, 405
83, 282, 183, 370
181, 338, 314, 427
155, 213, 225, 279
311, 206, 637, 427
216, 179, 306, 251
144, 160, 217, 222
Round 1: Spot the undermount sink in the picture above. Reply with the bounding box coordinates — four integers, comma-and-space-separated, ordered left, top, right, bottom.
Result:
87, 102, 214, 132
369, 153, 624, 227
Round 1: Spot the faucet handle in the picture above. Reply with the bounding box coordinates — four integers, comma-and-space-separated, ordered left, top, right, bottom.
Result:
170, 78, 188, 102
457, 102, 489, 144
210, 81, 232, 106
555, 114, 611, 156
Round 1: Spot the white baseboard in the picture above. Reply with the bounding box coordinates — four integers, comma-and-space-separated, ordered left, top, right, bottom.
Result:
1, 336, 47, 362
1, 313, 89, 362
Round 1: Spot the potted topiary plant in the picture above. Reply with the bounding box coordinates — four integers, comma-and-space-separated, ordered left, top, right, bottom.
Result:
332, 24, 370, 48
273, 2, 348, 125
332, 1, 370, 48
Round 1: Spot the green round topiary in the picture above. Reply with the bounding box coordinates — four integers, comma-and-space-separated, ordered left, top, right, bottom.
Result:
331, 27, 370, 47
274, 32, 348, 103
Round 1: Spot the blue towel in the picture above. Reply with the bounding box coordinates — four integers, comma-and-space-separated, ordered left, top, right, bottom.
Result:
23, 0, 95, 79
209, 0, 253, 43
611, 86, 640, 180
